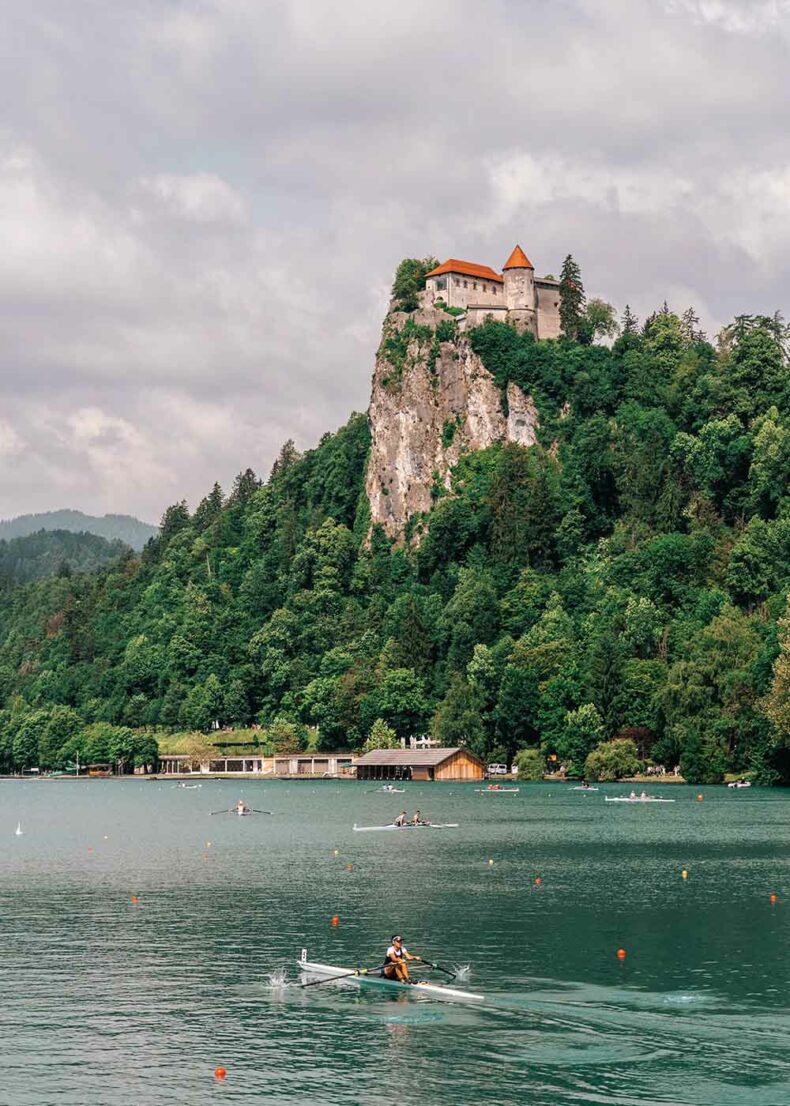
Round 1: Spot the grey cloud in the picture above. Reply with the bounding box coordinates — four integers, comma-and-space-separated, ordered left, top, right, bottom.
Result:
0, 0, 788, 521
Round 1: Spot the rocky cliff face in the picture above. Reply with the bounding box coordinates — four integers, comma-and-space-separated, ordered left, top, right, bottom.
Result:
366, 302, 539, 539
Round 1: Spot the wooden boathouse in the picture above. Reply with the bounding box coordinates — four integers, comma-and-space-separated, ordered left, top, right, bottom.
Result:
352, 747, 484, 782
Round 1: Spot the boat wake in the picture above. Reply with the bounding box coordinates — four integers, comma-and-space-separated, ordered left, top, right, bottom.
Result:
453, 963, 472, 981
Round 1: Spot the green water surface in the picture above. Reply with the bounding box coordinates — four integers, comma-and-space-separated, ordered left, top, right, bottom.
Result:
0, 779, 788, 1105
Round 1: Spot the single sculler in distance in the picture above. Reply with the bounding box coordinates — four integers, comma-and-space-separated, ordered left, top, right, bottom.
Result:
298, 948, 483, 1003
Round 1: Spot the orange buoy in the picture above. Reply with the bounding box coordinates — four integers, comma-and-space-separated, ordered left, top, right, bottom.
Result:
331, 915, 340, 926
346, 863, 353, 871
130, 895, 139, 904
214, 1067, 226, 1080
697, 794, 704, 801
616, 948, 626, 960
534, 877, 542, 886
770, 893, 778, 905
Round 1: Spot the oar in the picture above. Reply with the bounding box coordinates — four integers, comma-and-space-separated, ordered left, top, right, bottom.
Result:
416, 957, 457, 980
249, 809, 273, 814
301, 966, 382, 989
209, 808, 233, 815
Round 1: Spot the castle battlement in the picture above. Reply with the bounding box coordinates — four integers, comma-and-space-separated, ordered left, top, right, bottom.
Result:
424, 245, 560, 339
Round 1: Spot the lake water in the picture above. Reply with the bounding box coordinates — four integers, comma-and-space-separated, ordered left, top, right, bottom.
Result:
0, 779, 788, 1106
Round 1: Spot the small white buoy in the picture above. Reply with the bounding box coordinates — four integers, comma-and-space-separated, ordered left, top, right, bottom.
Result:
15, 822, 23, 836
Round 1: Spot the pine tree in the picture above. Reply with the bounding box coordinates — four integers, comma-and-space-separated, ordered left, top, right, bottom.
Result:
559, 255, 586, 340
681, 307, 706, 344
621, 304, 639, 335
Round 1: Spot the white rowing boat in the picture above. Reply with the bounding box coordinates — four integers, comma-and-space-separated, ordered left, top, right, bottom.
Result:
604, 796, 675, 803
298, 950, 483, 1003
474, 787, 520, 793
352, 821, 459, 832
376, 786, 405, 793
727, 780, 751, 789
571, 786, 599, 792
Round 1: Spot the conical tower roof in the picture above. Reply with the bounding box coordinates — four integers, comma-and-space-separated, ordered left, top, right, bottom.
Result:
503, 244, 534, 270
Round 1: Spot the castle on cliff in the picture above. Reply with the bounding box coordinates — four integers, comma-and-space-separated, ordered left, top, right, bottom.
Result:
424, 245, 561, 339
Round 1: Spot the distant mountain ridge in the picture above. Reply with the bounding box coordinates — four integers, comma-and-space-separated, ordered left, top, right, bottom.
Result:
0, 510, 158, 550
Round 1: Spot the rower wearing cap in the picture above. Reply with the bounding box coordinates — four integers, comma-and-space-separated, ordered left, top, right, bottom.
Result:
383, 935, 421, 982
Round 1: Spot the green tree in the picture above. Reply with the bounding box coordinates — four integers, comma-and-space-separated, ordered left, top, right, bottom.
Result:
431, 676, 485, 751
559, 254, 586, 340
555, 703, 604, 776
583, 298, 619, 344
495, 665, 540, 765
39, 705, 83, 769
360, 669, 430, 740
391, 257, 439, 312
362, 717, 399, 753
585, 738, 641, 781
514, 746, 545, 780
268, 717, 308, 754
13, 710, 50, 771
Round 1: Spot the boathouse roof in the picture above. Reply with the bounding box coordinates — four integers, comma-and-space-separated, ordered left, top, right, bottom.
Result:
352, 747, 481, 767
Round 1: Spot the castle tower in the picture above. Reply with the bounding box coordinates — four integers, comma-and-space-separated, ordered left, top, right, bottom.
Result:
503, 244, 535, 313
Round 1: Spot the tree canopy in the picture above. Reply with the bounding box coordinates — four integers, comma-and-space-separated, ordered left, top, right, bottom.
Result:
1, 297, 789, 785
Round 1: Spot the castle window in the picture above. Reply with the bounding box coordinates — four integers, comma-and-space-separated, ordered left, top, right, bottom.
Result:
463, 281, 468, 288
473, 282, 478, 290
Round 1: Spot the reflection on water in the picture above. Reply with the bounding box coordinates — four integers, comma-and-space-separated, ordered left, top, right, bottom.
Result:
0, 779, 788, 1105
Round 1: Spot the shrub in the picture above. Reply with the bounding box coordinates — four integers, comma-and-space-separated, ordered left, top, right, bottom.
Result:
585, 738, 641, 781
514, 747, 544, 780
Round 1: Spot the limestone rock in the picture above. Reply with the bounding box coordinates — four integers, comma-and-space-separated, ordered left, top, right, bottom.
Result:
366, 306, 539, 540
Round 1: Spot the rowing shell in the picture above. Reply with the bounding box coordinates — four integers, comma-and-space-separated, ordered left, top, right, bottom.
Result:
298, 951, 483, 1003
352, 822, 459, 832
604, 796, 675, 803
474, 788, 520, 793
571, 786, 599, 792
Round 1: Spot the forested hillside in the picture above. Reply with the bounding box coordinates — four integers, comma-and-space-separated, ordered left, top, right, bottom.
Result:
1, 301, 789, 783
0, 510, 157, 550
0, 530, 130, 584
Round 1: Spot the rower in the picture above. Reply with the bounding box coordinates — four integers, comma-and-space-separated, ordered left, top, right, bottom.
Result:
382, 934, 421, 983
236, 799, 250, 814
411, 810, 425, 825
394, 811, 407, 827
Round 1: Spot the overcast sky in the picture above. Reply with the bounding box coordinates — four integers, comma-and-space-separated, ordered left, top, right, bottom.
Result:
1, 0, 788, 524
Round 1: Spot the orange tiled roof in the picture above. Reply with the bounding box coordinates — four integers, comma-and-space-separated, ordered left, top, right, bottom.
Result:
503, 245, 534, 270
425, 259, 504, 284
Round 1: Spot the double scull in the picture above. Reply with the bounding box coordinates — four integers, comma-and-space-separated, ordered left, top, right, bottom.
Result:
352, 822, 459, 832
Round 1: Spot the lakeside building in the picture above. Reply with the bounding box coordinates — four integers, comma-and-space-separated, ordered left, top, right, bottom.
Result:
424, 245, 561, 338
157, 752, 354, 777
352, 747, 484, 782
